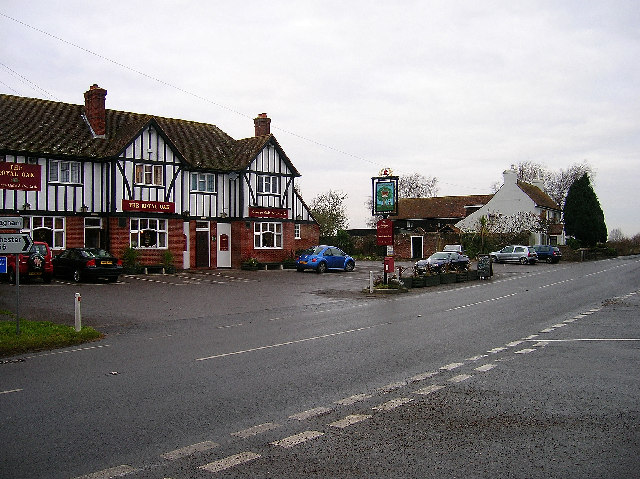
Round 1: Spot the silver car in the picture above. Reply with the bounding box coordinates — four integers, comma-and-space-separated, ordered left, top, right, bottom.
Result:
490, 245, 538, 265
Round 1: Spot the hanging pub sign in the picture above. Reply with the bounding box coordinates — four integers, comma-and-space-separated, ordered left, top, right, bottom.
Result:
371, 169, 398, 216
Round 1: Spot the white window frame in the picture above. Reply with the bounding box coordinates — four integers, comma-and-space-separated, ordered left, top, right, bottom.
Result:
135, 164, 163, 186
253, 222, 282, 249
22, 215, 66, 249
191, 172, 216, 192
257, 175, 279, 194
49, 160, 81, 184
130, 218, 168, 249
294, 223, 301, 239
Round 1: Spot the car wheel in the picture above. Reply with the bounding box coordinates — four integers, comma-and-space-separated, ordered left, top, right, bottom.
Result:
344, 261, 355, 272
546, 257, 553, 264
519, 257, 528, 265
72, 269, 83, 283
316, 262, 327, 274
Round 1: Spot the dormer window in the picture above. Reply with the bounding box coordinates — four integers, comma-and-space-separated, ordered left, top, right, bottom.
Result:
257, 175, 279, 194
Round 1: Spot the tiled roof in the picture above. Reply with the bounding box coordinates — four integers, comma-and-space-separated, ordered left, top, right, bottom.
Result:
392, 195, 494, 220
517, 180, 560, 210
0, 93, 296, 174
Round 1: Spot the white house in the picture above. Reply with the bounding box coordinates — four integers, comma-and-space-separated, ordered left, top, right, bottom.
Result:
456, 167, 565, 245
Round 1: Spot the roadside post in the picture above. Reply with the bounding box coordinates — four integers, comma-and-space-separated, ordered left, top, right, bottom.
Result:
372, 169, 398, 284
0, 220, 32, 335
75, 293, 82, 332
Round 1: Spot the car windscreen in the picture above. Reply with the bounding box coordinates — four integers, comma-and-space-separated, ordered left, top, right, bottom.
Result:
431, 253, 450, 259
81, 249, 113, 258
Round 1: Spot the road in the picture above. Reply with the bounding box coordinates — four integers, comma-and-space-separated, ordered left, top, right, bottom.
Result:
1, 257, 639, 478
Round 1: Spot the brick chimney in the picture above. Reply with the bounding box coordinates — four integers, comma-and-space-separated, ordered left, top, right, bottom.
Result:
254, 113, 271, 136
84, 84, 107, 137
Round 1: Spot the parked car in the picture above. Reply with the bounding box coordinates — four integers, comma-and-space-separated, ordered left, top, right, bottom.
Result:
53, 247, 123, 282
295, 245, 355, 273
2, 241, 53, 284
490, 245, 538, 264
415, 251, 470, 274
443, 244, 465, 254
533, 245, 562, 263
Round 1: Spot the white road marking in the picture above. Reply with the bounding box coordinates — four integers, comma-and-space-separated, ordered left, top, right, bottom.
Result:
414, 384, 445, 395
529, 338, 640, 342
532, 341, 550, 347
289, 406, 332, 421
474, 363, 497, 372
26, 344, 110, 359
199, 452, 261, 473
506, 340, 523, 347
329, 414, 372, 428
466, 354, 488, 361
377, 381, 407, 393
440, 362, 464, 370
271, 431, 324, 448
336, 394, 372, 405
514, 348, 537, 354
488, 347, 508, 354
232, 423, 280, 438
449, 374, 472, 383
373, 397, 414, 411
409, 371, 440, 382
552, 323, 566, 328
196, 324, 381, 361
0, 388, 23, 395
445, 292, 519, 312
540, 328, 555, 333
161, 441, 218, 460
73, 465, 137, 479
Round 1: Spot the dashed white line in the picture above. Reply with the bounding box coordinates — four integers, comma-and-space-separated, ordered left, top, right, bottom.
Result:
329, 414, 372, 428
414, 384, 445, 395
440, 362, 464, 370
474, 363, 497, 372
373, 397, 414, 411
161, 441, 218, 460
514, 348, 537, 354
231, 423, 280, 438
199, 452, 261, 473
271, 431, 324, 448
409, 370, 440, 382
289, 406, 332, 421
449, 374, 472, 383
73, 465, 137, 479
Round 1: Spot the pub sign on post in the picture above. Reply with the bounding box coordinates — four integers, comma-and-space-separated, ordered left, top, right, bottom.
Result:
371, 173, 399, 216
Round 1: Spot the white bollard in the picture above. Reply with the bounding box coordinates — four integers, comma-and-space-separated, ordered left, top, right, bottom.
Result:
369, 271, 374, 293
74, 293, 82, 332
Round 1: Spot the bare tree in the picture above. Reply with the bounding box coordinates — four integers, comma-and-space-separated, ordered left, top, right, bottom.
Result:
310, 190, 349, 237
399, 173, 439, 198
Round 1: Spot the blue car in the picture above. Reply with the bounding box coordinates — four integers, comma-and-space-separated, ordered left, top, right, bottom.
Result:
296, 245, 356, 273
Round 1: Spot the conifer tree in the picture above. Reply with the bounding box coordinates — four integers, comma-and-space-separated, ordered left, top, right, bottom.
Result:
563, 173, 607, 246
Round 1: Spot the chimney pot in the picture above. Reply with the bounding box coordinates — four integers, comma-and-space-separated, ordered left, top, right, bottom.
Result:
84, 84, 107, 137
254, 113, 271, 136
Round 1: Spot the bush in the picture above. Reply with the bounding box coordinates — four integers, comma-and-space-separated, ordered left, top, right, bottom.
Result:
122, 247, 141, 274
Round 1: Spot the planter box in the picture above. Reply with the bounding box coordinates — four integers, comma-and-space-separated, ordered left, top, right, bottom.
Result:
412, 276, 425, 288
456, 271, 468, 282
439, 272, 457, 284
400, 277, 413, 289
423, 274, 441, 287
467, 269, 479, 281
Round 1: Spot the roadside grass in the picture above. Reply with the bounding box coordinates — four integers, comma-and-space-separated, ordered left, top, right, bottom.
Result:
0, 310, 103, 358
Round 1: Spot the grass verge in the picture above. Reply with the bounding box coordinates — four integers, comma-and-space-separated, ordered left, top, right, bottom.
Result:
0, 310, 103, 358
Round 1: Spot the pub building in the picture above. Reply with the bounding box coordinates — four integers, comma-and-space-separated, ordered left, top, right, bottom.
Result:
0, 85, 319, 269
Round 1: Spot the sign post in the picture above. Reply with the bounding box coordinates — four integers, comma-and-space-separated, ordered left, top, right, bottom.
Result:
372, 169, 398, 284
0, 231, 32, 335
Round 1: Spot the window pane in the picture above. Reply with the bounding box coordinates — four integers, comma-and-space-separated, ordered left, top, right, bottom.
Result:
71, 162, 80, 182
49, 162, 58, 181
154, 166, 163, 185
54, 231, 64, 248
191, 173, 198, 190
44, 217, 53, 228
135, 165, 143, 184
130, 233, 138, 247
207, 175, 215, 192
131, 219, 138, 230
55, 217, 64, 229
60, 162, 70, 182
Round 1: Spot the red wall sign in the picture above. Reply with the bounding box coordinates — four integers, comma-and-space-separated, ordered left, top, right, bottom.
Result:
248, 206, 288, 219
219, 234, 229, 251
122, 199, 175, 213
0, 163, 41, 191
376, 219, 394, 246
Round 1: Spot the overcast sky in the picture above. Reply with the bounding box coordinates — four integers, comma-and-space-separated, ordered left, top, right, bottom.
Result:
2, 1, 639, 236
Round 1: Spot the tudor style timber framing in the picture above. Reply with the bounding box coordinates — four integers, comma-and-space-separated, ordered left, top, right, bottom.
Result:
0, 85, 319, 269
